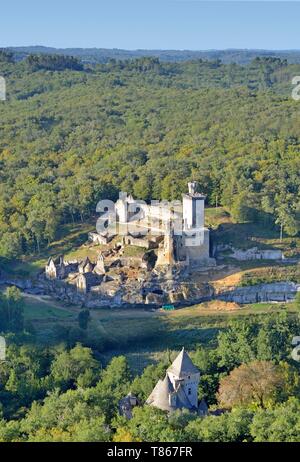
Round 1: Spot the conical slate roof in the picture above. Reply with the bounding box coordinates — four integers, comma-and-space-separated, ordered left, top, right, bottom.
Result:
79, 256, 92, 267
47, 255, 63, 266
167, 348, 199, 378
146, 374, 175, 411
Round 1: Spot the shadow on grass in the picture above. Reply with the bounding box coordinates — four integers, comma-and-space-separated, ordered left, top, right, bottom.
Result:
213, 220, 285, 250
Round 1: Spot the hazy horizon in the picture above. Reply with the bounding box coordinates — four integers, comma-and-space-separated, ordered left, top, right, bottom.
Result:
6, 45, 300, 52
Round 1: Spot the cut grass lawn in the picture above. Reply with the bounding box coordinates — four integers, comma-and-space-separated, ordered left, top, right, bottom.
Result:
205, 207, 232, 228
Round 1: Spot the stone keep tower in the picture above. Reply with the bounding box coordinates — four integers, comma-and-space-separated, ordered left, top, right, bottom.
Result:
156, 225, 176, 266
178, 182, 213, 266
166, 347, 200, 408
182, 181, 205, 231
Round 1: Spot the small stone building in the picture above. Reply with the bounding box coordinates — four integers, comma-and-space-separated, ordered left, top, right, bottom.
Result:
88, 232, 114, 245
146, 348, 207, 415
76, 272, 101, 293
78, 257, 94, 274
123, 235, 157, 250
93, 253, 106, 275
45, 257, 66, 280
119, 392, 139, 419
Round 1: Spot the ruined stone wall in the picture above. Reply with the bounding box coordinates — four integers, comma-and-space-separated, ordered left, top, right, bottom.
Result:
214, 244, 284, 261
218, 281, 299, 304
123, 235, 156, 249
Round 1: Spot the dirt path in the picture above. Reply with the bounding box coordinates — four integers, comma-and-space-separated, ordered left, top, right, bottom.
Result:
23, 292, 53, 303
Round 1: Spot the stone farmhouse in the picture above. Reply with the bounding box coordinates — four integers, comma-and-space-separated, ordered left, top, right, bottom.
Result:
45, 256, 66, 280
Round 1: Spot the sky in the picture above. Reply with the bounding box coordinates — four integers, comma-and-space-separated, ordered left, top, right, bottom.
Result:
0, 0, 299, 50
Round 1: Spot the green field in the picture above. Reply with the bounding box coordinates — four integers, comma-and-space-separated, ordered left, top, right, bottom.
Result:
23, 295, 74, 321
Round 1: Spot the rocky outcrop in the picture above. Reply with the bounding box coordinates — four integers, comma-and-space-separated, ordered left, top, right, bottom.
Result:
0, 278, 35, 291
67, 265, 299, 308
3, 262, 298, 310
218, 281, 299, 304
145, 292, 164, 305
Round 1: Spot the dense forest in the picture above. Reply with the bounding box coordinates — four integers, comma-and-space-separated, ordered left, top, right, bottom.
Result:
0, 287, 300, 442
0, 51, 299, 259
7, 46, 300, 64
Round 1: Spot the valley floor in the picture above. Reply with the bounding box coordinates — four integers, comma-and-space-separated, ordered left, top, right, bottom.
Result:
21, 291, 298, 373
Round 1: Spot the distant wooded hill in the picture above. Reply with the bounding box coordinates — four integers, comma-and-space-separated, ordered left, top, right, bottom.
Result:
6, 46, 300, 64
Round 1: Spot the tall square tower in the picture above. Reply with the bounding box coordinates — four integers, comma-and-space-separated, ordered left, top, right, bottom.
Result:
182, 182, 205, 231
